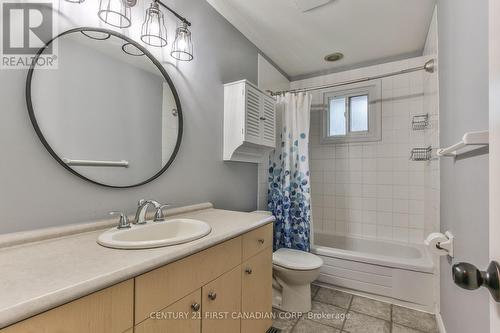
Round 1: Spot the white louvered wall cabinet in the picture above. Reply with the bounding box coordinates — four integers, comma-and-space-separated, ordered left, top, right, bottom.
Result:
223, 80, 276, 163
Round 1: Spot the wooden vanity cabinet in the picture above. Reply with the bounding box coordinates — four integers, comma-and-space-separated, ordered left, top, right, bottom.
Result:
134, 289, 202, 333
0, 223, 273, 333
0, 280, 134, 333
134, 237, 242, 324
135, 224, 273, 333
241, 247, 273, 333
242, 223, 273, 261
202, 265, 242, 333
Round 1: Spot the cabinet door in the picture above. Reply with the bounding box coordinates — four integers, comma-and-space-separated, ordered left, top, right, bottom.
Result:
241, 247, 273, 333
202, 265, 242, 333
135, 237, 241, 324
135, 289, 201, 333
0, 280, 133, 333
261, 96, 276, 148
242, 224, 273, 261
244, 84, 263, 145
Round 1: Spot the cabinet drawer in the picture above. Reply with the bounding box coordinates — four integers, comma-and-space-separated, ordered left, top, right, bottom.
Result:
241, 247, 273, 333
202, 265, 242, 333
135, 289, 201, 333
135, 237, 242, 324
242, 223, 273, 261
0, 280, 133, 333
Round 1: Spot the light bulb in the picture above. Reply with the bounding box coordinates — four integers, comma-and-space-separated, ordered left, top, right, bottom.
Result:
171, 23, 193, 61
141, 1, 168, 47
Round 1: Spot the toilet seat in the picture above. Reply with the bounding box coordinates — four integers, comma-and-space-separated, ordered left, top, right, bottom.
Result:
273, 248, 323, 271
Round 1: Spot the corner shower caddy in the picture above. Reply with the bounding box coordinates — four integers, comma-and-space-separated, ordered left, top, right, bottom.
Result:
410, 147, 433, 161
412, 114, 429, 130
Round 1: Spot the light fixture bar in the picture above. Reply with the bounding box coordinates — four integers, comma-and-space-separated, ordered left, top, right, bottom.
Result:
66, 0, 193, 60
155, 0, 191, 27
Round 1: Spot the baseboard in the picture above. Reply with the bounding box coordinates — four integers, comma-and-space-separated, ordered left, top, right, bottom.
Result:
436, 313, 447, 333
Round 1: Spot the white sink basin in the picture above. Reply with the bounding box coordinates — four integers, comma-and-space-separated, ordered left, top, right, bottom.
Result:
97, 219, 212, 249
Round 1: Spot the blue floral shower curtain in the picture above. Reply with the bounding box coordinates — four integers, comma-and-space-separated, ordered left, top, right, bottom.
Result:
268, 92, 312, 252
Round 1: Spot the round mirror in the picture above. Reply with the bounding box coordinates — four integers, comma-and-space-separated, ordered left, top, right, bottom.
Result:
27, 27, 182, 188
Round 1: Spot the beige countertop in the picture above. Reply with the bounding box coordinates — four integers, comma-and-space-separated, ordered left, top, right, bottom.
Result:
0, 204, 274, 329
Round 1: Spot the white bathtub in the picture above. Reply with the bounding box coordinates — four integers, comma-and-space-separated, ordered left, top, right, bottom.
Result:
312, 232, 436, 310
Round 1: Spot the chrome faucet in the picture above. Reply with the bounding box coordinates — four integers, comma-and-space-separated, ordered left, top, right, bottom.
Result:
109, 211, 131, 229
153, 204, 170, 222
134, 199, 161, 225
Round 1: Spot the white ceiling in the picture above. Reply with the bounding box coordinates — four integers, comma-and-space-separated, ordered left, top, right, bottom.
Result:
207, 0, 436, 79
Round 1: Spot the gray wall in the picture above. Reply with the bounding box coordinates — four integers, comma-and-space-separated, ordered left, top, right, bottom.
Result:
438, 1, 490, 332
0, 0, 259, 234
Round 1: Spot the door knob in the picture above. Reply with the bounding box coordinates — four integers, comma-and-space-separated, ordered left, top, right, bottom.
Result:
452, 261, 500, 302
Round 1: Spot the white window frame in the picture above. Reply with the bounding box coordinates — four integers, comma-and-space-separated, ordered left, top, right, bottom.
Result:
321, 81, 382, 144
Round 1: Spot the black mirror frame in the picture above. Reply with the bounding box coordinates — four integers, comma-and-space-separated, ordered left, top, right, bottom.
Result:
26, 27, 183, 188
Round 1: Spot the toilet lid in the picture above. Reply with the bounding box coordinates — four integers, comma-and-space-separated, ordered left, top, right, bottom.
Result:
273, 248, 323, 270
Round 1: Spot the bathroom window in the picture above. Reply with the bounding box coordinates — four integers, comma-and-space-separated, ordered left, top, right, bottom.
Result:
321, 82, 381, 144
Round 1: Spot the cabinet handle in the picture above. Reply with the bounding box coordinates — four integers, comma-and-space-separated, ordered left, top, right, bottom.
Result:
245, 267, 253, 275
259, 116, 266, 121
191, 303, 201, 312
208, 291, 217, 300
258, 238, 265, 245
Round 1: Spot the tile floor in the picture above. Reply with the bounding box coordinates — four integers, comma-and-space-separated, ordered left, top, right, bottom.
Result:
272, 285, 438, 333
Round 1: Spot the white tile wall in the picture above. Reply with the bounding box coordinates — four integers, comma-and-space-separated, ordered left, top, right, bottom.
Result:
257, 20, 441, 244
291, 56, 440, 244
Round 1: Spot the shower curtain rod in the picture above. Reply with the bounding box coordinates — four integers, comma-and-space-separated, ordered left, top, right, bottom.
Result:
268, 59, 435, 96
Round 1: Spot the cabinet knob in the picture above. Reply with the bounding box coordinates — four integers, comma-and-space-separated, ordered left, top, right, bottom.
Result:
245, 267, 253, 275
208, 291, 217, 300
258, 239, 265, 245
259, 116, 266, 121
191, 303, 201, 312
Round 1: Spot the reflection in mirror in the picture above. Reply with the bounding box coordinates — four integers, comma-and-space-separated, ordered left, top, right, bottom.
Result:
121, 42, 145, 56
28, 28, 182, 187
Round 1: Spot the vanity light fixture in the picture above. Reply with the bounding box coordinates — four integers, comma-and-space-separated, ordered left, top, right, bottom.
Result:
141, 1, 168, 47
140, 0, 193, 61
68, 0, 193, 61
171, 22, 193, 61
98, 0, 132, 28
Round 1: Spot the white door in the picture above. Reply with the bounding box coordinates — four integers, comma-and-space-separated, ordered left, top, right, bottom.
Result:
261, 96, 276, 148
245, 84, 263, 145
489, 0, 500, 331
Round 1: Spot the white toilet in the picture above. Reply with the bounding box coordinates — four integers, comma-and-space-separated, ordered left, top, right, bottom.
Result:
272, 248, 323, 313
